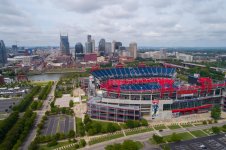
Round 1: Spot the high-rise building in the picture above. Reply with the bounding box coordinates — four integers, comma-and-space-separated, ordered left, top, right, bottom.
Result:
85, 35, 95, 53
115, 42, 122, 50
87, 35, 92, 42
111, 40, 116, 53
75, 42, 84, 61
105, 42, 112, 55
129, 42, 137, 59
12, 45, 18, 54
91, 40, 95, 52
60, 35, 70, 55
111, 41, 122, 54
0, 40, 7, 67
98, 39, 105, 56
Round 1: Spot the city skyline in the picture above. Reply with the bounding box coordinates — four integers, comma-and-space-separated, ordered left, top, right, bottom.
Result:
1, 0, 226, 47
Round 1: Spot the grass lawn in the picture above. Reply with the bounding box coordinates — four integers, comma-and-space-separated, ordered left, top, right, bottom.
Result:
154, 125, 167, 130
167, 124, 181, 130
163, 132, 194, 142
89, 133, 124, 145
193, 122, 204, 126
39, 141, 74, 150
32, 81, 49, 86
202, 128, 213, 135
180, 123, 193, 128
125, 127, 154, 136
190, 130, 208, 138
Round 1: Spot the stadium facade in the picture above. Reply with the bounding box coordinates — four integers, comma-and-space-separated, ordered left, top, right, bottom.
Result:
87, 64, 226, 122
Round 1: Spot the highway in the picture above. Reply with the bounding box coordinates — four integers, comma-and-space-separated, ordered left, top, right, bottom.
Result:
82, 121, 226, 150
20, 82, 57, 150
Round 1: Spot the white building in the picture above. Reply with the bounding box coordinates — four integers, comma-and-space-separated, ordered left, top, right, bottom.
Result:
176, 52, 193, 62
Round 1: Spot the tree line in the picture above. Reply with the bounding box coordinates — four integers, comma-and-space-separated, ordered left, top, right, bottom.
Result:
13, 86, 41, 112
0, 109, 36, 150
38, 81, 53, 100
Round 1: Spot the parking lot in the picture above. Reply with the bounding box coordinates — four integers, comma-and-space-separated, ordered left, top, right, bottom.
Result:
170, 134, 226, 150
0, 98, 20, 112
41, 115, 74, 135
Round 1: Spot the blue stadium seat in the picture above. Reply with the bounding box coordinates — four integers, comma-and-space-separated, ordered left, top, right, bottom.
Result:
91, 67, 175, 80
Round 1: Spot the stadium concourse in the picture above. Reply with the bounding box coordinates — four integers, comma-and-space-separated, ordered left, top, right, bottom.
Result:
87, 64, 226, 122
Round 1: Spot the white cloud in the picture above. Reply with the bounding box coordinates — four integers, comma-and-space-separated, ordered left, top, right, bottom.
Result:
0, 0, 226, 47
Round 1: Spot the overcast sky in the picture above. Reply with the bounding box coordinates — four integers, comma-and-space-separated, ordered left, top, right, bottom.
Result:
0, 0, 226, 47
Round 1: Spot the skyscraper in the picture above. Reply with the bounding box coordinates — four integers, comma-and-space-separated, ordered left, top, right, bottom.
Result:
105, 42, 112, 55
87, 35, 92, 42
91, 40, 95, 52
0, 40, 7, 67
75, 42, 84, 61
129, 42, 137, 59
111, 41, 122, 54
85, 35, 94, 53
60, 35, 70, 55
12, 45, 18, 54
98, 39, 105, 56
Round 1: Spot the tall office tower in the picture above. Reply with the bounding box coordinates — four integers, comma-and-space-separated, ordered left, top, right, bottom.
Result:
115, 42, 122, 50
86, 35, 94, 53
111, 41, 122, 54
105, 42, 112, 55
60, 35, 70, 55
87, 35, 92, 42
129, 42, 137, 59
75, 42, 84, 61
91, 40, 95, 52
0, 40, 7, 67
98, 38, 105, 56
111, 40, 116, 53
12, 45, 18, 54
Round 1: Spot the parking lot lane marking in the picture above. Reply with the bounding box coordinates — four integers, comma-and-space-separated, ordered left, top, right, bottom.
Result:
51, 117, 57, 135
45, 117, 54, 135
74, 117, 76, 132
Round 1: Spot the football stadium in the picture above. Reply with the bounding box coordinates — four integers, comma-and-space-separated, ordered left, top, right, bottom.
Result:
87, 64, 226, 122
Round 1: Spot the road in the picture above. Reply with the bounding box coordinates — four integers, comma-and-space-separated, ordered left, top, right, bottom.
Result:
82, 121, 226, 150
20, 82, 57, 150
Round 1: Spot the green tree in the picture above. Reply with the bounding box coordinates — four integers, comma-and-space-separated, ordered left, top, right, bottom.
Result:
152, 134, 164, 144
68, 130, 75, 138
140, 119, 148, 126
211, 105, 221, 120
69, 100, 74, 107
84, 114, 91, 125
212, 126, 220, 134
106, 123, 117, 133
79, 139, 86, 147
122, 140, 140, 150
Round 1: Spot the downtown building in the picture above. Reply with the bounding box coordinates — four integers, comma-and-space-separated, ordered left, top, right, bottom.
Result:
85, 35, 95, 53
75, 42, 84, 62
0, 40, 7, 67
60, 35, 70, 55
129, 42, 137, 59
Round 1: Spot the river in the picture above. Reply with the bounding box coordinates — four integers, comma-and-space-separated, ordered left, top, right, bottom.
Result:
28, 73, 63, 81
